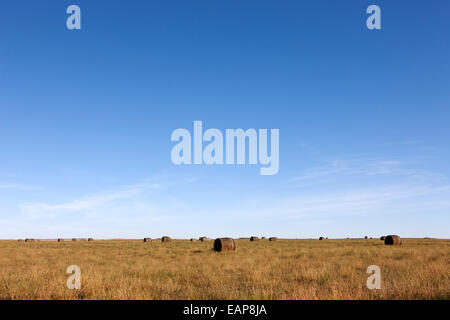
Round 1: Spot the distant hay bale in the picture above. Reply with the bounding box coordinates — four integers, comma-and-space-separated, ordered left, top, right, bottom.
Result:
72, 238, 77, 242
88, 238, 94, 242
261, 237, 266, 239
57, 238, 64, 242
384, 235, 402, 245
319, 237, 324, 240
250, 236, 259, 241
190, 238, 195, 241
143, 238, 151, 242
380, 236, 385, 240
326, 237, 328, 239
17, 239, 23, 242
25, 239, 35, 242
199, 236, 207, 242
213, 238, 236, 252
161, 236, 172, 242
365, 236, 368, 239
269, 237, 278, 241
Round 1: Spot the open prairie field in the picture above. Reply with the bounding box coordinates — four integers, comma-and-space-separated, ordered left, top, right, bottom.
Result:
0, 238, 448, 300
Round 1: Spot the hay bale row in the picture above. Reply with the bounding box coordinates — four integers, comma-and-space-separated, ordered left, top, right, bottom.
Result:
57, 238, 93, 242
70, 238, 90, 242
19, 238, 97, 242
162, 236, 172, 242
213, 238, 236, 252
19, 236, 401, 249
384, 235, 402, 245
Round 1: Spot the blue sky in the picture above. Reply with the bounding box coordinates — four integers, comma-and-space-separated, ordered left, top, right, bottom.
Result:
0, 0, 449, 239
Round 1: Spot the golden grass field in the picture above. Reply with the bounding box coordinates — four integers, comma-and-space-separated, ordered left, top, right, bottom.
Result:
0, 238, 448, 300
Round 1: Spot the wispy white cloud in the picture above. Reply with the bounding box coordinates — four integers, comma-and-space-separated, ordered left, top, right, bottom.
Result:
281, 185, 450, 219
19, 183, 160, 216
290, 220, 333, 225
291, 157, 446, 182
215, 183, 450, 221
0, 183, 43, 190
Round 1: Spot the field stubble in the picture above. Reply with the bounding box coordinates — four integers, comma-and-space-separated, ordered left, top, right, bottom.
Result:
0, 238, 448, 299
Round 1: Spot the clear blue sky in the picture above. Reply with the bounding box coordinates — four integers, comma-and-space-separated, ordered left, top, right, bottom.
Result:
1, 0, 449, 239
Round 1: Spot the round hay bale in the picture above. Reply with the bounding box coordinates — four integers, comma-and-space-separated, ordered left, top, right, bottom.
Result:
199, 236, 207, 242
17, 239, 23, 242
261, 237, 266, 240
250, 236, 259, 242
380, 236, 385, 240
57, 238, 64, 242
213, 238, 236, 252
88, 238, 94, 242
269, 237, 278, 241
384, 235, 402, 245
365, 236, 368, 239
319, 237, 324, 240
143, 237, 151, 242
72, 238, 77, 242
190, 238, 195, 241
25, 238, 35, 242
161, 236, 172, 242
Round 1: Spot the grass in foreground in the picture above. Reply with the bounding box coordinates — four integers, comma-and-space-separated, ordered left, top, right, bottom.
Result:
0, 238, 448, 299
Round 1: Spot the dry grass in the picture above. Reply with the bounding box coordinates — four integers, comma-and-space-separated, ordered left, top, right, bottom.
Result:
0, 238, 448, 300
